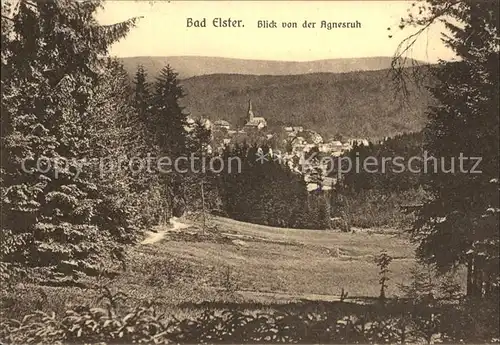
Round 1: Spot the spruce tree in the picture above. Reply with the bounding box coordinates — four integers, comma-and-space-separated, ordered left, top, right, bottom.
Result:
133, 64, 151, 116
1, 0, 140, 282
132, 64, 152, 151
150, 64, 189, 218
152, 65, 188, 158
129, 64, 165, 225
403, 1, 499, 297
185, 119, 217, 212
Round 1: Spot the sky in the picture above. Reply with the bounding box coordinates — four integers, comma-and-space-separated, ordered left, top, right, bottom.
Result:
96, 1, 456, 63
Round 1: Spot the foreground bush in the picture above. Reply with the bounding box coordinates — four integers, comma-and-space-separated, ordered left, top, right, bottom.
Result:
1, 289, 498, 344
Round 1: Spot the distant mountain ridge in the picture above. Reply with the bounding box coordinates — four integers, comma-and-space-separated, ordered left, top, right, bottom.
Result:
179, 69, 434, 139
119, 56, 433, 139
120, 55, 424, 79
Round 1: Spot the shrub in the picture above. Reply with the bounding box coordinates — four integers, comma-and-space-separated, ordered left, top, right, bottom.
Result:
2, 287, 499, 344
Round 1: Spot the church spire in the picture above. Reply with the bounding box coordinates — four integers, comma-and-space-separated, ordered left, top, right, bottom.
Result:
247, 99, 254, 121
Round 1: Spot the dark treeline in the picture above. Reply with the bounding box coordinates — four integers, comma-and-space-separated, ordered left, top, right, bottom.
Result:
338, 131, 424, 193
217, 144, 331, 229
328, 132, 428, 229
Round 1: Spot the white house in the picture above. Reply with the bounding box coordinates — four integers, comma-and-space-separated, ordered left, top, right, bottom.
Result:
213, 119, 231, 130
348, 138, 370, 147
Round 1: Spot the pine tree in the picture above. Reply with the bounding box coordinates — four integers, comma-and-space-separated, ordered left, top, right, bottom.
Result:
184, 119, 218, 214
152, 65, 188, 158
133, 64, 150, 115
149, 64, 189, 219
128, 63, 165, 226
403, 1, 499, 298
132, 64, 152, 151
1, 0, 140, 282
398, 263, 435, 302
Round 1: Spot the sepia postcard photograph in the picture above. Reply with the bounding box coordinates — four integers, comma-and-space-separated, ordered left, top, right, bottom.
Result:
1, 0, 499, 344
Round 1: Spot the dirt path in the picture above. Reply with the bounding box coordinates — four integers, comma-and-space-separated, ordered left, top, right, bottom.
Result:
141, 217, 191, 244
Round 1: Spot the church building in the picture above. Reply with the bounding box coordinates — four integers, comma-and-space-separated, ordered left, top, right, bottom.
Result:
244, 100, 267, 130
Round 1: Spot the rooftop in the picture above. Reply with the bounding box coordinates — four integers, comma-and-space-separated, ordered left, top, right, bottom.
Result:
214, 120, 230, 126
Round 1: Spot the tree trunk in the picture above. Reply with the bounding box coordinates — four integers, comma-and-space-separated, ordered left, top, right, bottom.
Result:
201, 180, 206, 235
473, 256, 481, 297
467, 255, 489, 298
466, 256, 474, 297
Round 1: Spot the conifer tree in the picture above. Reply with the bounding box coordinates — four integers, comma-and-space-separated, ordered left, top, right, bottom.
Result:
149, 64, 190, 218
132, 64, 152, 151
1, 0, 140, 281
133, 64, 151, 116
129, 64, 165, 225
399, 0, 499, 298
185, 119, 218, 213
152, 65, 188, 158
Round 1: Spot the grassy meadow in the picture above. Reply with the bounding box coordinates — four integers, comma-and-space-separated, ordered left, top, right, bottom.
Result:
2, 216, 423, 320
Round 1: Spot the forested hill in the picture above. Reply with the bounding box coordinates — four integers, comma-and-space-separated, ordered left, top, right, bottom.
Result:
120, 56, 423, 79
179, 68, 434, 139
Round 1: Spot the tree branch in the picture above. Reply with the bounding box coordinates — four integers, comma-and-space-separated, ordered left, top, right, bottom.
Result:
390, 1, 462, 100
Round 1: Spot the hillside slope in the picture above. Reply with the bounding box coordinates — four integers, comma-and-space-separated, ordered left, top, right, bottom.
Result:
179, 69, 434, 138
120, 56, 423, 79
134, 216, 417, 302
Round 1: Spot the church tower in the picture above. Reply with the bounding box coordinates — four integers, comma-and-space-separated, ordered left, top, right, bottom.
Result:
247, 99, 254, 122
